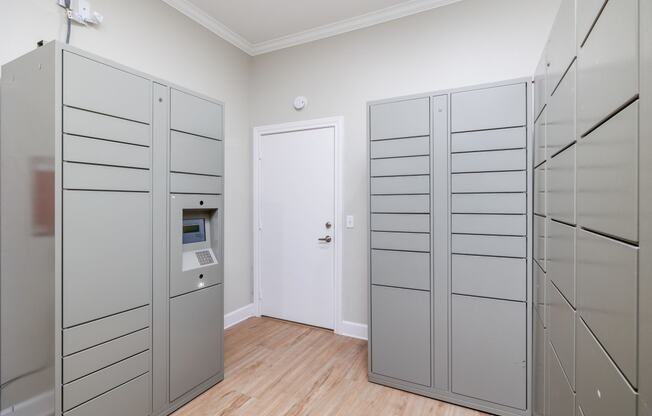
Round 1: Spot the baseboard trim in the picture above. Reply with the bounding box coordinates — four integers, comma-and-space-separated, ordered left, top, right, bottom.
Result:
224, 303, 255, 329
338, 320, 368, 340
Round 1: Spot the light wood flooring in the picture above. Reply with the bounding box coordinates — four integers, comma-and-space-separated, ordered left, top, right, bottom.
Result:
173, 317, 487, 416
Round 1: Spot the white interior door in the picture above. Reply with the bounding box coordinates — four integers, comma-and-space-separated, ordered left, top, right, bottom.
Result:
259, 127, 335, 329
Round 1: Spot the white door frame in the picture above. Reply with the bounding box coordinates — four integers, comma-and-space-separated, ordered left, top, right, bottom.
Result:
252, 117, 344, 334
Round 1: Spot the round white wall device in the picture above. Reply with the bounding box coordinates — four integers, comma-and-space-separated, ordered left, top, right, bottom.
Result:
293, 96, 307, 110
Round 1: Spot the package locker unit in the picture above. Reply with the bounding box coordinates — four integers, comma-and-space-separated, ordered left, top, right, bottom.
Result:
368, 80, 531, 416
0, 42, 224, 416
532, 0, 652, 415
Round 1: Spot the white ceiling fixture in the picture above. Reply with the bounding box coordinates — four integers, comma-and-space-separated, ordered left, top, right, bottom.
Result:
161, 0, 463, 56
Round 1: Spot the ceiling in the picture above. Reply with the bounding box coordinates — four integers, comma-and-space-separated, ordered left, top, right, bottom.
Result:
161, 0, 463, 55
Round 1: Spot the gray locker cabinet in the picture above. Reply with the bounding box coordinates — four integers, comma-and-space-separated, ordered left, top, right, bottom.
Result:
171, 89, 223, 140
371, 194, 430, 214
370, 155, 429, 176
371, 213, 429, 233
576, 229, 638, 387
547, 281, 576, 388
546, 342, 576, 416
452, 255, 526, 301
170, 131, 224, 176
547, 144, 576, 225
371, 285, 431, 386
450, 127, 526, 152
63, 106, 151, 147
451, 193, 526, 215
576, 0, 608, 47
577, 0, 638, 137
534, 262, 547, 327
370, 136, 430, 158
533, 316, 546, 416
534, 51, 548, 121
169, 284, 224, 402
63, 52, 151, 124
371, 231, 430, 252
63, 191, 151, 327
546, 0, 576, 96
369, 98, 430, 140
451, 214, 526, 237
547, 220, 576, 306
534, 109, 547, 167
451, 83, 526, 132
451, 295, 526, 410
63, 162, 151, 192
546, 61, 576, 159
371, 250, 430, 291
534, 163, 546, 216
452, 171, 526, 194
451, 148, 526, 173
170, 173, 223, 195
577, 100, 638, 243
451, 234, 526, 258
64, 373, 150, 416
576, 319, 637, 416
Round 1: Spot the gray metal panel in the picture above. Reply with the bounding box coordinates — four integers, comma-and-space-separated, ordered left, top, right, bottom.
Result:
63, 305, 149, 356
547, 0, 576, 95
451, 149, 526, 173
534, 215, 547, 271
63, 163, 150, 192
63, 51, 151, 123
577, 0, 607, 46
535, 108, 547, 166
371, 213, 429, 233
371, 231, 429, 252
548, 220, 576, 306
63, 351, 149, 411
535, 262, 547, 327
577, 101, 638, 242
547, 62, 576, 158
369, 98, 430, 140
170, 173, 223, 195
577, 0, 638, 136
170, 130, 224, 176
546, 342, 576, 416
534, 52, 548, 121
63, 135, 150, 169
63, 328, 149, 383
451, 295, 526, 410
451, 234, 526, 258
451, 214, 526, 236
370, 195, 429, 213
451, 193, 526, 214
169, 285, 223, 401
171, 88, 223, 140
370, 155, 429, 176
63, 106, 151, 147
370, 285, 431, 386
576, 319, 637, 416
63, 373, 149, 416
451, 83, 526, 132
533, 314, 546, 416
371, 250, 430, 291
547, 281, 576, 388
370, 136, 429, 158
452, 171, 526, 193
370, 176, 429, 195
63, 191, 151, 327
576, 230, 638, 386
451, 255, 526, 301
534, 163, 546, 216
450, 127, 526, 152
548, 144, 576, 224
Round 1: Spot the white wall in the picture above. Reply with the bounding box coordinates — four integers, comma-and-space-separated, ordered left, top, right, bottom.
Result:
0, 0, 253, 315
250, 0, 560, 325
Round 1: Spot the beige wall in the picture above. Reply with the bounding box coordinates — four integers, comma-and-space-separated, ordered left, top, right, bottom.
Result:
0, 0, 253, 315
250, 0, 560, 325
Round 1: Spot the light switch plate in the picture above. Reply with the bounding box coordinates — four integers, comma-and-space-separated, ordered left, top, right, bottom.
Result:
346, 215, 354, 229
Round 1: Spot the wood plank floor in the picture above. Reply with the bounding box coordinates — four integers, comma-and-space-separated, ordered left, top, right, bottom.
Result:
173, 317, 486, 416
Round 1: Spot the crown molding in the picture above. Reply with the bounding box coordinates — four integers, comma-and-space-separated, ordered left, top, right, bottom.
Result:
162, 0, 463, 56
160, 0, 255, 55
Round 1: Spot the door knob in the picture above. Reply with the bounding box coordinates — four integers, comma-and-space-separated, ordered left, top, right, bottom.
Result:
318, 235, 332, 243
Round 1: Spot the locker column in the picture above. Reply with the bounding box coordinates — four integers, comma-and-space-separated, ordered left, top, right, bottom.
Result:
448, 82, 529, 412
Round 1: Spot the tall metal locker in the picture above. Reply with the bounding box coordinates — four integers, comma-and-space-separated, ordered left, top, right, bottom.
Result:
0, 42, 224, 416
532, 0, 652, 415
368, 80, 531, 416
